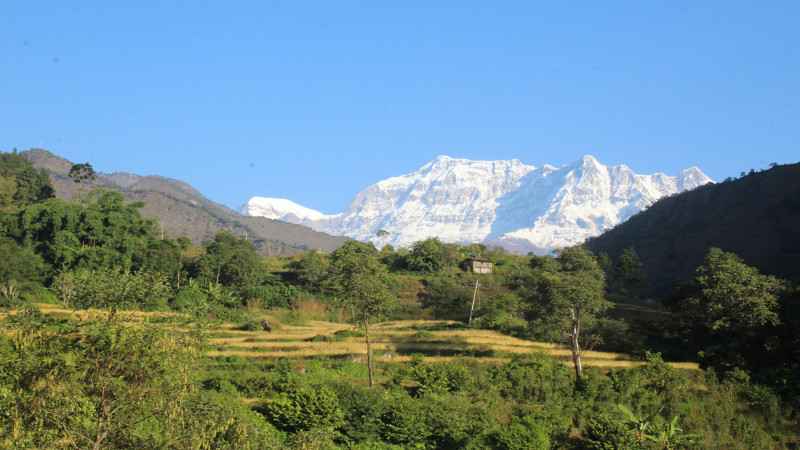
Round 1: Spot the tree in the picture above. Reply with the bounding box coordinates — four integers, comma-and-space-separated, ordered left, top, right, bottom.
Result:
196, 230, 265, 295
663, 248, 788, 371
614, 247, 644, 295
418, 278, 471, 320
330, 240, 395, 387
0, 150, 54, 212
68, 162, 95, 202
527, 246, 609, 379
287, 250, 328, 292
407, 237, 446, 272
0, 237, 46, 285
14, 190, 155, 272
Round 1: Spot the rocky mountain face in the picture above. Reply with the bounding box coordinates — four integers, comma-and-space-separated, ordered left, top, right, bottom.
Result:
239, 155, 713, 254
22, 149, 348, 256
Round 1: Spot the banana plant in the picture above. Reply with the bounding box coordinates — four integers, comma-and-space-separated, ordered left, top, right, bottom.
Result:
653, 415, 700, 449
617, 403, 663, 443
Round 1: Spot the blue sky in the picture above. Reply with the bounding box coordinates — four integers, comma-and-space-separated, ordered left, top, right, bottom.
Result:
2, 1, 798, 214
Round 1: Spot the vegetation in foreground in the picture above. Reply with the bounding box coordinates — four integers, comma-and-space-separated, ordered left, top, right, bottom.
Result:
0, 149, 798, 448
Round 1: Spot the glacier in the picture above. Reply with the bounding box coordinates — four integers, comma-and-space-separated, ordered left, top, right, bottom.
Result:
237, 155, 713, 254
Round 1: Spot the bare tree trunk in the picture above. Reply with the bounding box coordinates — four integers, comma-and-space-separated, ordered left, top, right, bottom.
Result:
571, 308, 582, 379
216, 263, 221, 285
364, 315, 374, 387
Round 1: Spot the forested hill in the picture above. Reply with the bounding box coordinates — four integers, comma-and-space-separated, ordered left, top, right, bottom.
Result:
585, 162, 800, 299
22, 148, 348, 256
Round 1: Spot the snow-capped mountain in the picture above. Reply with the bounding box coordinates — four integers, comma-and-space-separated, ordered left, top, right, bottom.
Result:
237, 155, 713, 254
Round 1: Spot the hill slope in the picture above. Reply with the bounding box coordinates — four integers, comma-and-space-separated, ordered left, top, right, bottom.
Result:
22, 149, 347, 256
585, 162, 800, 299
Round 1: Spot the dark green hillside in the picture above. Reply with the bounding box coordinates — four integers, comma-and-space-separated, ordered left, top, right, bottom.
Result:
586, 162, 800, 299
22, 149, 347, 256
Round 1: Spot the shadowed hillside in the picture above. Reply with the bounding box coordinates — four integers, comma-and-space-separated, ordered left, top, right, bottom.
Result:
586, 162, 800, 299
22, 148, 348, 256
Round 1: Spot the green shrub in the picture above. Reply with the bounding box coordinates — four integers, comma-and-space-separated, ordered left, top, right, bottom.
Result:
583, 414, 639, 450
258, 385, 344, 433
380, 392, 431, 446
171, 287, 209, 314
491, 414, 550, 450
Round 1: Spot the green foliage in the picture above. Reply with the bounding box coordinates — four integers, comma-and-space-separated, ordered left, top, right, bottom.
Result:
0, 317, 245, 448
418, 277, 472, 320
663, 248, 788, 371
197, 230, 266, 294
0, 237, 46, 286
68, 162, 96, 202
287, 250, 329, 292
330, 240, 396, 386
379, 391, 432, 446
14, 190, 156, 272
259, 385, 344, 434
494, 354, 574, 406
51, 266, 171, 314
407, 237, 447, 272
325, 379, 387, 442
526, 246, 610, 378
491, 414, 551, 450
0, 150, 54, 212
171, 286, 210, 315
472, 292, 526, 335
584, 414, 640, 450
132, 237, 183, 283
244, 273, 299, 308
614, 247, 644, 295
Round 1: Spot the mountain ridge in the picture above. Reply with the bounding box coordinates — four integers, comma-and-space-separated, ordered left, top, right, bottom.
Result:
22, 149, 348, 256
239, 155, 713, 253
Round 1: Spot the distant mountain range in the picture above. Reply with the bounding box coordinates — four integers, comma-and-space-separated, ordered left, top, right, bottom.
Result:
586, 162, 800, 299
22, 149, 348, 256
239, 155, 712, 254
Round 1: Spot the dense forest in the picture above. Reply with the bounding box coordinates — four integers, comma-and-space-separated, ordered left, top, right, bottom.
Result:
0, 149, 798, 448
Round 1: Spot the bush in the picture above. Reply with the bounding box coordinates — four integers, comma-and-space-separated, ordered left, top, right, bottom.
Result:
171, 287, 209, 314
380, 392, 432, 446
491, 414, 550, 450
51, 267, 171, 313
583, 415, 639, 450
258, 385, 344, 433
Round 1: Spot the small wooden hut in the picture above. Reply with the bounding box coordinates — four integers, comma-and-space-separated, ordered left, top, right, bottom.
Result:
466, 258, 493, 274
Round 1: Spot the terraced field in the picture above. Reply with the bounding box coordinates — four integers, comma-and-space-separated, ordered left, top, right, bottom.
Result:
16, 304, 700, 373
203, 318, 700, 371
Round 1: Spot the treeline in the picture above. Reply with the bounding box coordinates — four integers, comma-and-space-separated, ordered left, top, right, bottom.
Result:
0, 149, 798, 447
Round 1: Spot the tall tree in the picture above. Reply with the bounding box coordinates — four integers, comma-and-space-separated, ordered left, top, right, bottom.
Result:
614, 247, 644, 295
330, 240, 395, 387
287, 250, 328, 292
528, 246, 609, 379
0, 150, 54, 212
68, 162, 95, 202
663, 248, 788, 371
195, 230, 265, 296
407, 237, 446, 272
14, 190, 155, 272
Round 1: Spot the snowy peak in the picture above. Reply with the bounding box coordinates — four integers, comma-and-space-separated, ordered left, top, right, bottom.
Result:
237, 197, 328, 224
238, 155, 713, 253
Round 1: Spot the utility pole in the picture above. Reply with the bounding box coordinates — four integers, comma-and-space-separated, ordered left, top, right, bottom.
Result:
468, 279, 479, 327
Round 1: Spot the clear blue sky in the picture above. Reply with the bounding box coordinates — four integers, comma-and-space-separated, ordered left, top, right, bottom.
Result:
2, 1, 798, 214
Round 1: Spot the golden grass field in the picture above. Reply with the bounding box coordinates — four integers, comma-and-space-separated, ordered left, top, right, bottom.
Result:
14, 303, 699, 372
